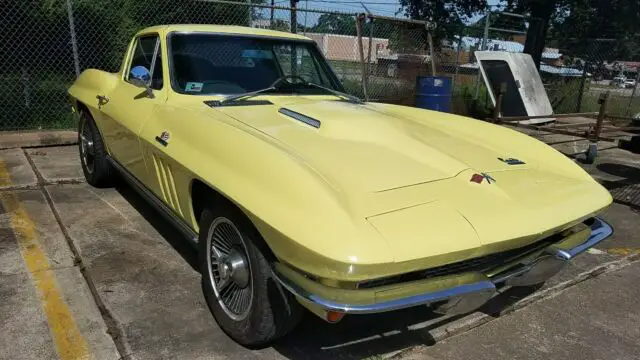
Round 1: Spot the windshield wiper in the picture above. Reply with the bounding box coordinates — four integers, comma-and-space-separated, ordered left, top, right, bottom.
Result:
303, 82, 364, 104
210, 86, 277, 107
210, 79, 364, 107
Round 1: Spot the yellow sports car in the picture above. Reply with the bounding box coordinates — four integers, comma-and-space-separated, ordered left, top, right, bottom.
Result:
68, 25, 613, 346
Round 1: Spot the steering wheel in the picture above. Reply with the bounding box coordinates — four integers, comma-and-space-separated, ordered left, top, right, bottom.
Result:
269, 75, 308, 88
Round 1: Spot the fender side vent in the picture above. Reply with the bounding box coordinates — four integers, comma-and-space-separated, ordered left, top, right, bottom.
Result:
279, 108, 321, 128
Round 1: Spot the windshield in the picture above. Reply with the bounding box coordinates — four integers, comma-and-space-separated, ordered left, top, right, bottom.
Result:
169, 33, 343, 95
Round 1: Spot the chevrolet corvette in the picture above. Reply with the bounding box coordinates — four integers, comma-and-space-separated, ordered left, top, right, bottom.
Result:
68, 25, 613, 346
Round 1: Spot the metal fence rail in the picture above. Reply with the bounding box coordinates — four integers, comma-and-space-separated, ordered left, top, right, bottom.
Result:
0, 0, 635, 131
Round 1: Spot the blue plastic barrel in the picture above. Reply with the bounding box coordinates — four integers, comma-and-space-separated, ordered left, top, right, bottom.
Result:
415, 76, 452, 112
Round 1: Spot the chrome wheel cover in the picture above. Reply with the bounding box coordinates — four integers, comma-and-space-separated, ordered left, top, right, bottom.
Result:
206, 217, 253, 321
79, 118, 95, 174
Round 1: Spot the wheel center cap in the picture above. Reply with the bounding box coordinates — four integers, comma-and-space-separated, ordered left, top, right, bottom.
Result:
219, 249, 249, 289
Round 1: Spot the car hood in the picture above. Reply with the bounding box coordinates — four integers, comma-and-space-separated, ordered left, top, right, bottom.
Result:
174, 96, 611, 270
214, 98, 527, 194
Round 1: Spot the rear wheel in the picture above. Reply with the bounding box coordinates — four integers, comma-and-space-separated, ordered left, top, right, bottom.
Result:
199, 201, 302, 346
78, 111, 114, 187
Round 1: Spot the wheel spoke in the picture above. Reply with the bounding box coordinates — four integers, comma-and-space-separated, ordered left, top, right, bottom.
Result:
207, 218, 252, 320
217, 276, 231, 291
220, 224, 237, 246
240, 288, 249, 312
212, 234, 231, 252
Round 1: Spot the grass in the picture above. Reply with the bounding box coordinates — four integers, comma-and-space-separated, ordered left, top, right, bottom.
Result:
1, 74, 76, 131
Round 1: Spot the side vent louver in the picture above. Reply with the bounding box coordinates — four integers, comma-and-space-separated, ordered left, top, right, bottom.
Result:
152, 154, 183, 217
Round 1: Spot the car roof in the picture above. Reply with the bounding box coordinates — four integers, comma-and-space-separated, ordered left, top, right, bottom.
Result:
137, 24, 313, 41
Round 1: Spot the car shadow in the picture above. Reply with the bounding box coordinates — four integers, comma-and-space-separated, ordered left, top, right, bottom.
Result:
111, 179, 555, 359
114, 182, 200, 271
271, 284, 543, 359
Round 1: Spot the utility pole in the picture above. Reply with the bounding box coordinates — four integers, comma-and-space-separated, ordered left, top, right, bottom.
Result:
290, 0, 299, 33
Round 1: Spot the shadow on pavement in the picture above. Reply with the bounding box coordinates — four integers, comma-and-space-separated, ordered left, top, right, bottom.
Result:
597, 162, 640, 210
115, 182, 200, 271
274, 307, 443, 359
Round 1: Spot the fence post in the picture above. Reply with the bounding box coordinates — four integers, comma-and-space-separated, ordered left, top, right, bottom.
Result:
451, 35, 463, 96
473, 8, 491, 100
593, 91, 609, 141
585, 91, 609, 163
290, 0, 298, 33
270, 0, 275, 29
626, 72, 640, 116
576, 60, 589, 113
355, 14, 368, 101
66, 0, 81, 78
426, 21, 436, 76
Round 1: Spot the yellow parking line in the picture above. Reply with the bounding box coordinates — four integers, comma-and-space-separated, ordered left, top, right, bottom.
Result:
0, 158, 11, 186
607, 247, 640, 256
0, 160, 91, 360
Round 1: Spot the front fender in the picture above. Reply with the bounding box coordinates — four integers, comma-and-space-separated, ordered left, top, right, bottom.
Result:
68, 69, 120, 143
155, 105, 393, 280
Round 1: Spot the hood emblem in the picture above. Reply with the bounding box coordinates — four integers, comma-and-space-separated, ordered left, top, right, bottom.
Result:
498, 157, 525, 165
470, 173, 495, 184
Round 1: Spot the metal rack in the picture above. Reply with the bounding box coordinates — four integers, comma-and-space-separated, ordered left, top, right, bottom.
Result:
490, 88, 640, 163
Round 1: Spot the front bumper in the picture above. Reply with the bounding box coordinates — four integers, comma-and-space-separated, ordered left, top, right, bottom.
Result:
273, 217, 613, 317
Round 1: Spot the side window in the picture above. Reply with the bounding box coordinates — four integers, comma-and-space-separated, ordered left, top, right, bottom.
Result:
127, 35, 163, 90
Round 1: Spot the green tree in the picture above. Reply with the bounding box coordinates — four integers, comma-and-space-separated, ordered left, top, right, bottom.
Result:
399, 0, 489, 42
505, 0, 640, 66
311, 13, 358, 35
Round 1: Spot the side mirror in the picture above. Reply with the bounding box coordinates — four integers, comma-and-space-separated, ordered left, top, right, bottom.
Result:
129, 66, 154, 98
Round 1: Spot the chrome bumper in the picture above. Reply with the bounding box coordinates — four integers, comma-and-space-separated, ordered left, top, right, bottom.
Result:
274, 217, 613, 317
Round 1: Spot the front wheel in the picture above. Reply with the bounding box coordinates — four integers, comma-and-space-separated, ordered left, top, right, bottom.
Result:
78, 111, 114, 187
198, 202, 302, 346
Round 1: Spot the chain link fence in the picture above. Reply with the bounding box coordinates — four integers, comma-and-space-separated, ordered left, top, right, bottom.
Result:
1, 0, 636, 131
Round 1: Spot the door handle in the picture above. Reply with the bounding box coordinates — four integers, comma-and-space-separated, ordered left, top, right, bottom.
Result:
96, 95, 110, 108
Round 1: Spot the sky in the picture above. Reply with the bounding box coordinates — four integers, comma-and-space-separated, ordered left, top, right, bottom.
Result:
293, 0, 503, 17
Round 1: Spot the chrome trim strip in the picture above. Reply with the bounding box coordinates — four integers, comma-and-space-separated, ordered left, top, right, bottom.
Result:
489, 265, 530, 284
491, 217, 613, 284
107, 157, 199, 245
553, 217, 613, 260
279, 108, 321, 128
273, 269, 496, 314
274, 217, 613, 313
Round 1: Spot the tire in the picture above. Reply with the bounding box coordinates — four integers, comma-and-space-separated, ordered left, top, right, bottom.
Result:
78, 111, 114, 187
199, 201, 302, 346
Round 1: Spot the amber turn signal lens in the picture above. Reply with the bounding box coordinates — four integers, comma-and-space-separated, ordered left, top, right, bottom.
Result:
326, 311, 345, 323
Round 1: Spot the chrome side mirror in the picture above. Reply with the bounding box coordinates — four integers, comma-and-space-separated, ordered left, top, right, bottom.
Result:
130, 66, 151, 87
129, 66, 154, 98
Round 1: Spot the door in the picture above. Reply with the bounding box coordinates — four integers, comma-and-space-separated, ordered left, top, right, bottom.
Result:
98, 34, 166, 181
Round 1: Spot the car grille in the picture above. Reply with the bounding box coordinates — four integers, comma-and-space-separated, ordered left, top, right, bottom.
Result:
357, 230, 569, 289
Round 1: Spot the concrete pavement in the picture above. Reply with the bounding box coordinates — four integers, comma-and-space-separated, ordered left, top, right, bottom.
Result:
401, 257, 640, 360
0, 144, 639, 359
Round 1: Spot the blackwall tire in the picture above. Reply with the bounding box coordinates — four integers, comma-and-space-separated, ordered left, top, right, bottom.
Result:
198, 202, 302, 346
78, 111, 114, 188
